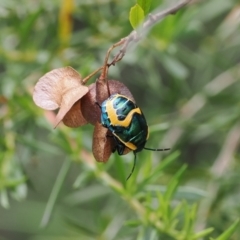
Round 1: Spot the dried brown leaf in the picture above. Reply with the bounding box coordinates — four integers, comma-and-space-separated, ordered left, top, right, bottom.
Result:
33, 66, 88, 110
33, 67, 89, 127
54, 86, 88, 127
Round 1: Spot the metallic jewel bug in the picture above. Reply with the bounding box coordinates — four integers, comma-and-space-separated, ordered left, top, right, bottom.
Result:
99, 93, 170, 180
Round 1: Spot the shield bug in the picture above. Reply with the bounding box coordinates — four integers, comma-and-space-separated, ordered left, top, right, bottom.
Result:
99, 93, 170, 180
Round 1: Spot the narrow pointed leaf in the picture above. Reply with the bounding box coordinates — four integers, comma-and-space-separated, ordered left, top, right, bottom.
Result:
215, 219, 239, 240
124, 219, 142, 227
137, 151, 180, 191
164, 164, 187, 202
192, 228, 214, 239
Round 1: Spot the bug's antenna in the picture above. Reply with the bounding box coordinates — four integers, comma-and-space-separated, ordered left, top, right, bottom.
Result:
126, 152, 137, 181
144, 147, 170, 152
126, 148, 170, 180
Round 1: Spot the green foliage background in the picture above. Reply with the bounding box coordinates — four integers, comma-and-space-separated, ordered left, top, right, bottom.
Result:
0, 0, 240, 239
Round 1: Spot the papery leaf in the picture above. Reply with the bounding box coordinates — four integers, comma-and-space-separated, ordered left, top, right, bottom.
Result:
55, 87, 88, 127
33, 67, 84, 110
129, 4, 145, 30
33, 67, 89, 127
33, 66, 87, 110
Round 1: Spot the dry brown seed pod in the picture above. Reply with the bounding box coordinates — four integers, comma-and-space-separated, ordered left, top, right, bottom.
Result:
92, 123, 132, 161
62, 100, 88, 128
92, 122, 116, 162
33, 67, 89, 127
81, 80, 135, 125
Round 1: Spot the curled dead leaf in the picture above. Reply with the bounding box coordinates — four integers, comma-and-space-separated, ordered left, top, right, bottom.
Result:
33, 67, 89, 127
54, 86, 88, 127
33, 67, 82, 109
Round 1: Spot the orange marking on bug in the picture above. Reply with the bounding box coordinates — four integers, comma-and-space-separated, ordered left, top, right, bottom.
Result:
113, 134, 137, 151
105, 94, 141, 127
146, 130, 149, 140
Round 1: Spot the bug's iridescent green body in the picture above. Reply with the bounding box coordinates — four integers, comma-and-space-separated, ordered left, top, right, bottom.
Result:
100, 94, 149, 154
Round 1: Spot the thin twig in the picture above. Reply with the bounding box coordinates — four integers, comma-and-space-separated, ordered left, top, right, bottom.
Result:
98, 39, 126, 82
83, 1, 192, 84
107, 0, 192, 67
82, 66, 103, 84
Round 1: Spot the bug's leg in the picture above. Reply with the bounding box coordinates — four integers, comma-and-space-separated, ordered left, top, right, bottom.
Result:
111, 145, 117, 153
111, 136, 125, 155
126, 152, 137, 180
116, 144, 125, 155
95, 102, 101, 108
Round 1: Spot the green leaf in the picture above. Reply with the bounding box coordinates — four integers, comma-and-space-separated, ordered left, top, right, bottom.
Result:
156, 190, 169, 224
215, 219, 240, 240
124, 219, 142, 227
73, 171, 92, 188
171, 202, 183, 221
192, 228, 214, 239
182, 203, 197, 238
129, 4, 145, 30
137, 151, 180, 190
137, 0, 152, 15
164, 164, 187, 202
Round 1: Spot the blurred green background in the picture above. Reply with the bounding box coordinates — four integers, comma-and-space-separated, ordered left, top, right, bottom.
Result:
1, 0, 240, 239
